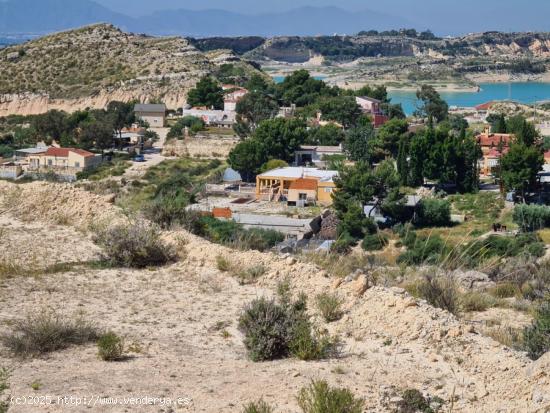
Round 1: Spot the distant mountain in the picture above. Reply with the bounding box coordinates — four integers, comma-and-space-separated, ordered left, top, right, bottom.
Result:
0, 0, 131, 33
0, 0, 414, 37
134, 6, 416, 37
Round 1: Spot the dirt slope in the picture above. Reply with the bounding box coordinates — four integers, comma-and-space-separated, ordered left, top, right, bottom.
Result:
0, 181, 548, 412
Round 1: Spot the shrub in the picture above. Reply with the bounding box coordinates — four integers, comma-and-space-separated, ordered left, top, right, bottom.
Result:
414, 199, 451, 228
0, 367, 8, 413
489, 283, 519, 298
416, 275, 459, 315
316, 292, 344, 322
92, 220, 176, 268
523, 299, 550, 360
1, 311, 99, 357
513, 204, 550, 232
238, 289, 338, 362
399, 389, 434, 413
296, 380, 364, 413
97, 332, 125, 361
331, 232, 356, 254
397, 233, 448, 265
289, 322, 338, 361
238, 298, 292, 362
460, 292, 496, 312
242, 399, 274, 413
235, 265, 266, 285
216, 255, 231, 272
361, 233, 389, 251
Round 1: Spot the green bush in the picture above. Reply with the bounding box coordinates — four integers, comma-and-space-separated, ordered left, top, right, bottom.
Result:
315, 292, 344, 322
297, 380, 364, 413
513, 204, 550, 232
198, 217, 284, 252
242, 399, 274, 413
399, 389, 436, 413
523, 299, 550, 360
397, 232, 448, 265
331, 232, 356, 254
92, 220, 176, 268
416, 275, 459, 315
0, 311, 99, 357
167, 116, 205, 139
361, 233, 389, 251
97, 332, 125, 361
415, 199, 451, 228
238, 288, 338, 362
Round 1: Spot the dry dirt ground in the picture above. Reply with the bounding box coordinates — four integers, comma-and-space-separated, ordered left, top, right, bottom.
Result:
0, 181, 549, 412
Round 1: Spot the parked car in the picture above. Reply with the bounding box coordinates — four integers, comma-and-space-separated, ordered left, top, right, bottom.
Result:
133, 154, 145, 162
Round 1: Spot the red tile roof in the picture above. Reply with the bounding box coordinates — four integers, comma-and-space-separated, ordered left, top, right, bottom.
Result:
487, 147, 509, 158
41, 147, 95, 158
289, 178, 318, 191
475, 101, 496, 111
476, 133, 514, 148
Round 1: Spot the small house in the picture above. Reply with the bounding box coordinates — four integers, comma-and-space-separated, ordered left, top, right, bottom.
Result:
134, 103, 166, 128
28, 147, 102, 180
294, 145, 344, 167
356, 96, 382, 114
256, 167, 338, 206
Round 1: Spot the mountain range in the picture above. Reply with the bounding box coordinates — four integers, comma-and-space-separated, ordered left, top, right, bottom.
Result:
0, 0, 415, 37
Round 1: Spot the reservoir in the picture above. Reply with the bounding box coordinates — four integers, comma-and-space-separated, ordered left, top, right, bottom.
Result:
389, 82, 550, 115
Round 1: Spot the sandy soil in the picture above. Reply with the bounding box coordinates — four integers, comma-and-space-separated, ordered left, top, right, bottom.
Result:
0, 181, 549, 412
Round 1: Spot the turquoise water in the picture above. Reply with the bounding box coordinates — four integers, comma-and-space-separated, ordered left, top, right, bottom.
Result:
389, 82, 550, 115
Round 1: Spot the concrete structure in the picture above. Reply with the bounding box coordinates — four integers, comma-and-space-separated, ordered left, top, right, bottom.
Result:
356, 96, 382, 114
27, 147, 102, 180
476, 127, 515, 176
256, 167, 338, 206
114, 126, 146, 145
223, 85, 248, 112
181, 107, 236, 127
0, 162, 23, 179
134, 104, 166, 128
294, 145, 344, 167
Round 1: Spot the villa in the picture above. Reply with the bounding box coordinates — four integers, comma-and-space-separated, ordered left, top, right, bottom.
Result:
256, 167, 338, 206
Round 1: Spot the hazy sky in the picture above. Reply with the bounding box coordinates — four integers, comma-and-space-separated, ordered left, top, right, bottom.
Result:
95, 0, 550, 35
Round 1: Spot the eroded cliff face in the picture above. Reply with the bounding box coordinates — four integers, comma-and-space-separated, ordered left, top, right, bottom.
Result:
0, 89, 191, 116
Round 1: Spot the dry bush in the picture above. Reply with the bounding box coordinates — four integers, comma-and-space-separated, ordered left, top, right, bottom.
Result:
297, 380, 364, 413
415, 275, 460, 315
460, 292, 497, 312
92, 220, 176, 268
1, 311, 99, 357
242, 399, 274, 413
315, 292, 344, 322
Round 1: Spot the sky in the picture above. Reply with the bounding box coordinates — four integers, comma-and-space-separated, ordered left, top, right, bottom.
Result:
94, 0, 550, 35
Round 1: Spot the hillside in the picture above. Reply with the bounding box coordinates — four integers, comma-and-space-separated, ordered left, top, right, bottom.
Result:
0, 24, 260, 116
0, 180, 549, 412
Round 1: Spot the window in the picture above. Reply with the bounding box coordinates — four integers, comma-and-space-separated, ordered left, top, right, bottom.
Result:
299, 193, 307, 201
324, 188, 333, 193
74, 162, 80, 168
47, 159, 52, 166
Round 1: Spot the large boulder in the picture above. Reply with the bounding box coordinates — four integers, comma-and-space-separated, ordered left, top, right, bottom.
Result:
452, 270, 495, 290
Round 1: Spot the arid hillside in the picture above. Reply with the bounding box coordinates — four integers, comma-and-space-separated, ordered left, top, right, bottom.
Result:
0, 181, 549, 412
0, 24, 260, 116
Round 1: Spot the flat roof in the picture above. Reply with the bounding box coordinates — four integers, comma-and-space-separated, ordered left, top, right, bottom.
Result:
258, 167, 338, 181
15, 147, 48, 154
134, 103, 166, 113
298, 145, 343, 153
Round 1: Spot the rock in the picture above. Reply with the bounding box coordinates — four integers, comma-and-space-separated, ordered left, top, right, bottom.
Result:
285, 257, 296, 266
391, 287, 406, 295
452, 270, 495, 290
447, 327, 462, 338
353, 275, 369, 297
332, 278, 343, 289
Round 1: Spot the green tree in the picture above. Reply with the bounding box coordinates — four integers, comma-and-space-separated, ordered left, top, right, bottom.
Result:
79, 121, 113, 150
415, 85, 448, 123
488, 113, 507, 133
228, 139, 267, 182
500, 144, 544, 201
167, 116, 205, 139
235, 91, 279, 137
106, 101, 135, 137
260, 159, 288, 173
318, 96, 362, 129
252, 118, 307, 163
187, 76, 224, 109
31, 110, 69, 143
354, 84, 388, 102
306, 124, 346, 146
375, 118, 409, 158
343, 124, 376, 163
245, 73, 273, 93
506, 115, 539, 146
275, 69, 337, 107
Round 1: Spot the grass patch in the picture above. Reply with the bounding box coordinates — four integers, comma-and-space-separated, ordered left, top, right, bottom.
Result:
1, 311, 99, 358
97, 332, 125, 361
315, 292, 344, 322
242, 399, 274, 413
297, 380, 364, 413
460, 292, 497, 312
